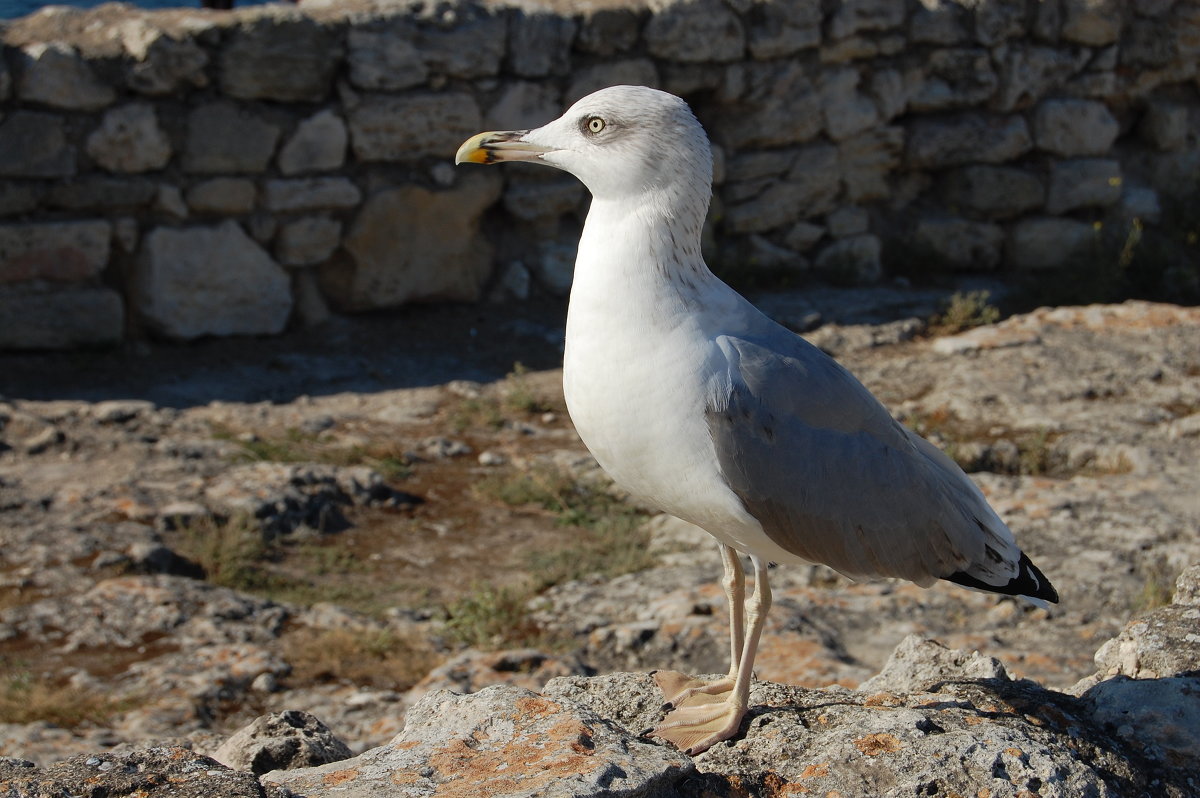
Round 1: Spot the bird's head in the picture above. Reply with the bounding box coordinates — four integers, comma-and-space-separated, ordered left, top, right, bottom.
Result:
455, 85, 713, 207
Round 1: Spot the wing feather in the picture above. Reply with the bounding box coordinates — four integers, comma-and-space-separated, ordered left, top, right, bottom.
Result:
707, 333, 1020, 587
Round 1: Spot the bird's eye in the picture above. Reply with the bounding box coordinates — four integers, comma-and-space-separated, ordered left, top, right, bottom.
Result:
586, 116, 606, 134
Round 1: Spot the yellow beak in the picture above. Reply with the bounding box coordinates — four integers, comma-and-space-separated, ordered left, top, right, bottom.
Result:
454, 130, 552, 165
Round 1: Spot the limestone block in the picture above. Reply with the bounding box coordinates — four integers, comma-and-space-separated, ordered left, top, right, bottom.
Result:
644, 0, 745, 63
784, 221, 825, 252
826, 206, 869, 238
325, 173, 502, 310
16, 42, 115, 111
576, 9, 640, 55
1009, 217, 1096, 269
136, 221, 292, 340
46, 178, 156, 212
1117, 185, 1162, 225
566, 60, 658, 105
910, 0, 969, 44
122, 21, 209, 96
869, 68, 917, 121
509, 12, 576, 78
1062, 0, 1122, 46
942, 165, 1044, 219
487, 81, 562, 130
912, 215, 1005, 270
0, 220, 111, 284
0, 284, 123, 350
747, 0, 821, 58
184, 103, 281, 174
829, 0, 904, 38
1033, 99, 1119, 156
348, 93, 480, 162
0, 184, 43, 216
86, 104, 171, 174
724, 144, 839, 233
839, 126, 903, 202
708, 62, 822, 150
995, 45, 1087, 111
346, 25, 426, 91
186, 178, 257, 215
909, 48, 998, 111
1139, 102, 1190, 152
906, 113, 1032, 169
263, 178, 361, 213
417, 11, 506, 79
814, 234, 882, 284
502, 175, 583, 223
155, 185, 188, 219
219, 16, 340, 102
275, 217, 342, 266
973, 0, 1025, 45
1045, 158, 1122, 214
0, 55, 10, 100
278, 110, 347, 176
818, 68, 879, 142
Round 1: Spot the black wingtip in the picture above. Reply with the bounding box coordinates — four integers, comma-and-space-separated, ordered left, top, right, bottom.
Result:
946, 552, 1059, 604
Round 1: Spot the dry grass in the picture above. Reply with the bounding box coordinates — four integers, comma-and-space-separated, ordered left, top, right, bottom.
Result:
0, 668, 130, 726
280, 627, 439, 690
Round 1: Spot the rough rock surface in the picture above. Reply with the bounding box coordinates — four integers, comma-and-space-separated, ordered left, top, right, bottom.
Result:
0, 292, 1197, 793
213, 710, 352, 776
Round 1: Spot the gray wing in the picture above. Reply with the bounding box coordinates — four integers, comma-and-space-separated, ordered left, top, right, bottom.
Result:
707, 332, 1020, 587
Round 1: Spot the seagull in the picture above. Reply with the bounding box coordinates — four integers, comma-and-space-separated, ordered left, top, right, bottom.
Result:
455, 85, 1058, 756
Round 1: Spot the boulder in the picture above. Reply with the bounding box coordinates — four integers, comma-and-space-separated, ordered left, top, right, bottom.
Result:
213, 710, 352, 775
1045, 159, 1123, 214
346, 24, 426, 91
277, 110, 348, 175
644, 0, 744, 63
266, 684, 695, 797
0, 110, 74, 178
16, 42, 114, 111
325, 174, 501, 311
347, 92, 481, 162
1033, 99, 1120, 157
906, 113, 1032, 168
941, 165, 1044, 219
911, 215, 1005, 270
135, 221, 292, 340
0, 220, 110, 284
0, 284, 123, 350
218, 14, 340, 102
86, 103, 171, 174
1008, 217, 1097, 270
183, 102, 281, 174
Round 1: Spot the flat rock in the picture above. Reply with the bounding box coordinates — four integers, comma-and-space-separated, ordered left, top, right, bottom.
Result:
184, 102, 281, 175
16, 41, 114, 110
135, 221, 292, 340
277, 109, 347, 176
906, 113, 1032, 168
266, 684, 695, 797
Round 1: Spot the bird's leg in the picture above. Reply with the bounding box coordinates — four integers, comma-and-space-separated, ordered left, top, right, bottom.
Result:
655, 543, 744, 710
648, 555, 772, 755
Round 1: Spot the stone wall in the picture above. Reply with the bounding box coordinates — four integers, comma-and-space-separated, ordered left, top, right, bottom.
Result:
0, 0, 1197, 349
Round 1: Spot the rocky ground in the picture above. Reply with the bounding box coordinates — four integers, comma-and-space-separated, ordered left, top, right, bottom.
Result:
0, 287, 1197, 792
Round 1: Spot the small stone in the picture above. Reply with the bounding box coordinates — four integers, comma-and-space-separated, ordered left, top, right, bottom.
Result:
784, 221, 826, 251
213, 710, 352, 775
494, 261, 531, 302
278, 110, 348, 176
155, 185, 188, 219
86, 104, 171, 174
532, 241, 576, 297
186, 178, 257, 215
263, 178, 361, 213
478, 451, 507, 467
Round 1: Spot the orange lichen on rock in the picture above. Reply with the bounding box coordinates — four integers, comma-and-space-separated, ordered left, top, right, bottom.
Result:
853, 733, 902, 756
